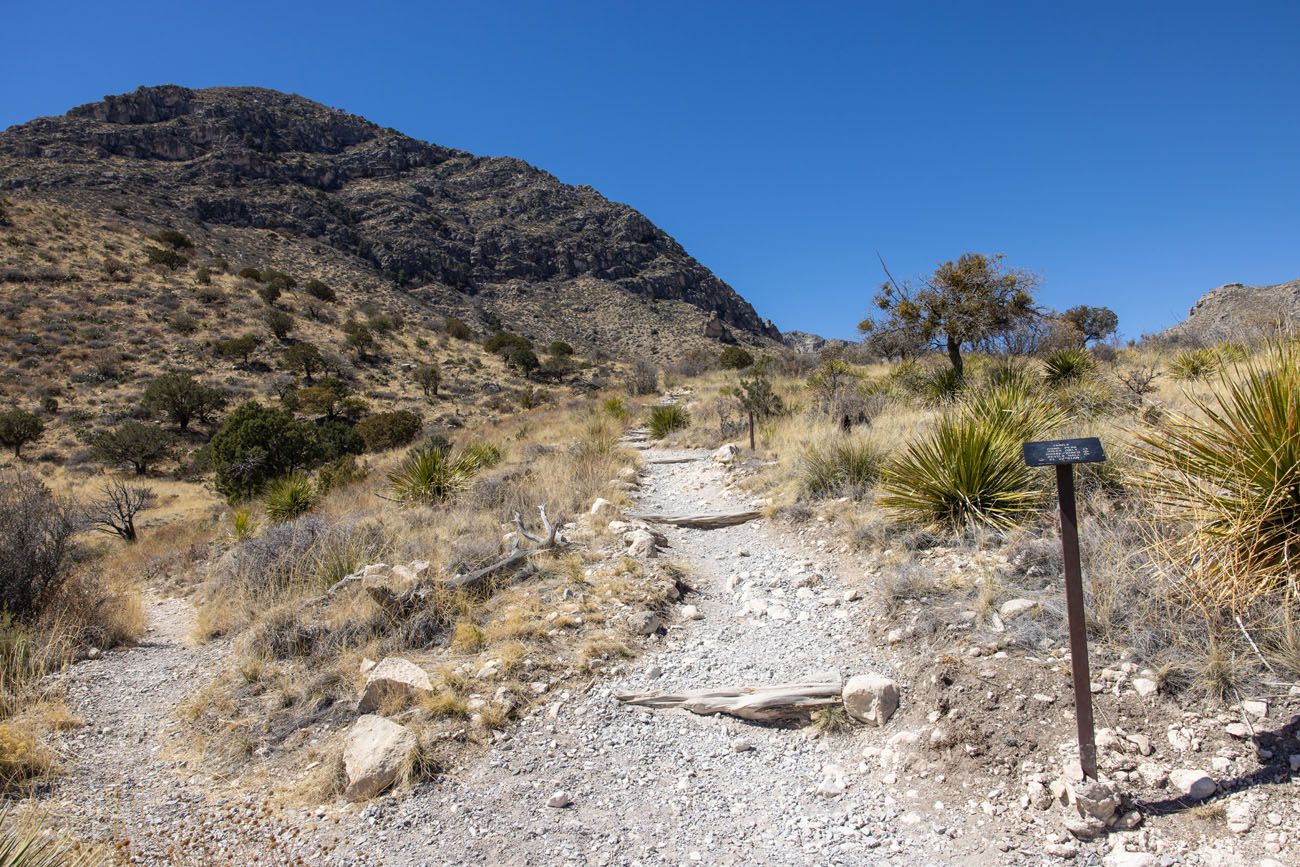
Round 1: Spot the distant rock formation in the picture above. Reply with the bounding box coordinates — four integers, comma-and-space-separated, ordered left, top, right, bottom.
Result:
1160, 278, 1300, 344
781, 330, 851, 355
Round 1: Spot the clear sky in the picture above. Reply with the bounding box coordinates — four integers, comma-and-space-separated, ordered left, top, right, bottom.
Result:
3, 1, 1298, 341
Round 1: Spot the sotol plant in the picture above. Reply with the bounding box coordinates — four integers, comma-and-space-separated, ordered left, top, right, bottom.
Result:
879, 382, 1066, 530
1042, 347, 1097, 386
648, 405, 690, 439
800, 437, 885, 500
388, 445, 488, 505
1136, 342, 1300, 608
263, 473, 317, 522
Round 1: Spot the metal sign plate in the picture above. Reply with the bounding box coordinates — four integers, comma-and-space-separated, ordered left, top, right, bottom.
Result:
1022, 437, 1106, 467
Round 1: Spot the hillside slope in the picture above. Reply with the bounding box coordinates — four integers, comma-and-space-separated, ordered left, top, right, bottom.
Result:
1160, 277, 1300, 344
0, 85, 780, 357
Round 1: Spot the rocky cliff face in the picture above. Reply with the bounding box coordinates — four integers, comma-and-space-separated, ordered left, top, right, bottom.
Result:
0, 85, 779, 352
1160, 278, 1300, 344
781, 330, 851, 355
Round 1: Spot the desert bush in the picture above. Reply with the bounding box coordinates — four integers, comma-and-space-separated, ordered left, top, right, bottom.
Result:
0, 472, 79, 619
719, 346, 754, 370
388, 446, 484, 505
238, 267, 263, 282
213, 333, 261, 365
215, 515, 385, 599
150, 228, 193, 249
257, 283, 282, 305
0, 410, 42, 459
1169, 347, 1220, 381
626, 359, 658, 396
1042, 347, 1097, 385
264, 309, 294, 342
444, 316, 472, 341
1136, 343, 1300, 608
85, 422, 174, 475
264, 473, 317, 522
316, 455, 368, 494
86, 480, 154, 543
460, 441, 503, 469
547, 340, 574, 358
302, 279, 336, 303
799, 437, 885, 500
913, 365, 965, 405
209, 402, 323, 500
263, 270, 296, 293
505, 346, 540, 377
1116, 365, 1160, 401
483, 333, 531, 355
414, 363, 441, 399
144, 245, 187, 270
356, 410, 423, 452
647, 404, 690, 439
602, 397, 629, 420
142, 371, 227, 432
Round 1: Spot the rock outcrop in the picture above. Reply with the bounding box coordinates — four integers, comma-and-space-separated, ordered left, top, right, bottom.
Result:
1159, 278, 1300, 344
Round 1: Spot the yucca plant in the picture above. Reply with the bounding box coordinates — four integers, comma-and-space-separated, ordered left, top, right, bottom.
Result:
0, 808, 98, 866
983, 358, 1035, 390
602, 396, 629, 420
1042, 347, 1097, 386
880, 383, 1065, 531
1168, 347, 1220, 381
263, 473, 316, 522
647, 404, 690, 439
1135, 342, 1300, 608
914, 366, 965, 406
460, 441, 503, 469
800, 437, 885, 500
388, 446, 482, 505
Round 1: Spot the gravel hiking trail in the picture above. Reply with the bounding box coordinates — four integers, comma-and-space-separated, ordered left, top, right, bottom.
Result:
46, 447, 998, 865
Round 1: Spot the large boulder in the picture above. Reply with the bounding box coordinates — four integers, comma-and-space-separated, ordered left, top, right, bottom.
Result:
343, 714, 416, 801
358, 657, 434, 713
841, 673, 900, 726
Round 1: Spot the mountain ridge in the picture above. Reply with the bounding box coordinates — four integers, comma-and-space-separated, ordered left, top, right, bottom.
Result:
0, 84, 780, 355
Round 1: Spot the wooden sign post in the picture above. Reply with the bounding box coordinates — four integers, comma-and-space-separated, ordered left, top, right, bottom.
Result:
1023, 436, 1107, 780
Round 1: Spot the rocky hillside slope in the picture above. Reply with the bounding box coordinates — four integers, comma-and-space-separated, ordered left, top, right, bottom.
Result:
1160, 277, 1300, 344
0, 85, 779, 356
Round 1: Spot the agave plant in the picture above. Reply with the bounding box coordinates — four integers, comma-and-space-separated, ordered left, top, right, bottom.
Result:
1042, 347, 1097, 386
1168, 347, 1221, 381
263, 472, 316, 522
1136, 342, 1300, 608
387, 446, 483, 505
647, 404, 690, 439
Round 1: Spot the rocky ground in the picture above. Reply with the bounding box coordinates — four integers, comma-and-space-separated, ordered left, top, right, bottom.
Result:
33, 442, 1300, 865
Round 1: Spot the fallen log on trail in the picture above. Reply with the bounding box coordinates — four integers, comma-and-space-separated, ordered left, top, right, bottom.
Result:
643, 456, 703, 465
617, 677, 843, 722
627, 510, 761, 528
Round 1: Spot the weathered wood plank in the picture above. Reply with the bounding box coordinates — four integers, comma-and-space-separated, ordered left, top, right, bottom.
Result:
617, 678, 843, 722
627, 510, 761, 528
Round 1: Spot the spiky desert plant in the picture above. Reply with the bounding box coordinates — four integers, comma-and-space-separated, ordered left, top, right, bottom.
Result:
388, 447, 482, 505
263, 473, 316, 523
1168, 347, 1221, 381
1042, 347, 1097, 386
0, 807, 98, 866
460, 441, 503, 470
914, 365, 965, 406
800, 437, 885, 500
880, 384, 1065, 531
647, 404, 690, 439
1135, 342, 1300, 608
983, 358, 1036, 391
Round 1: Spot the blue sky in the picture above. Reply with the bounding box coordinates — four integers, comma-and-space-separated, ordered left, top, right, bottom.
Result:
4, 1, 1298, 341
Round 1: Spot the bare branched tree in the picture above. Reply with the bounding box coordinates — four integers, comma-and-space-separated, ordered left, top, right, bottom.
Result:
89, 480, 155, 543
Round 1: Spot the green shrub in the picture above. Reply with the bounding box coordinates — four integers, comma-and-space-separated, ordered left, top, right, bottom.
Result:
388, 447, 482, 505
316, 455, 368, 494
1136, 342, 1300, 608
314, 420, 366, 462
648, 404, 690, 438
264, 473, 317, 522
414, 363, 441, 398
1043, 347, 1097, 386
257, 283, 282, 305
144, 245, 187, 270
506, 346, 540, 377
548, 340, 574, 358
150, 229, 193, 249
603, 396, 629, 420
142, 371, 227, 432
355, 410, 423, 452
213, 333, 261, 365
263, 270, 296, 293
460, 441, 503, 469
238, 267, 263, 282
1169, 348, 1220, 381
304, 279, 336, 302
0, 410, 43, 458
719, 346, 754, 370
983, 359, 1035, 390
800, 437, 884, 499
445, 317, 472, 340
265, 309, 294, 341
210, 402, 323, 500
0, 471, 79, 619
484, 333, 532, 355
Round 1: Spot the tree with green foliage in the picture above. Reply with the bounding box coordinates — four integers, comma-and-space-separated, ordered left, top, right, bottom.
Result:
257, 282, 282, 305
142, 372, 227, 432
862, 253, 1038, 377
213, 333, 261, 365
506, 346, 540, 378
265, 308, 294, 342
484, 333, 532, 355
209, 401, 324, 500
355, 410, 424, 452
547, 340, 575, 358
144, 245, 187, 270
735, 374, 784, 449
150, 229, 193, 249
444, 316, 472, 341
86, 421, 175, 475
0, 408, 43, 458
281, 342, 324, 383
238, 267, 264, 282
414, 363, 441, 399
304, 279, 336, 302
346, 324, 376, 359
1062, 305, 1119, 347
719, 345, 755, 370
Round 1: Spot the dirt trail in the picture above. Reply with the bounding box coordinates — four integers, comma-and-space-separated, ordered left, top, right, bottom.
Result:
45, 447, 998, 865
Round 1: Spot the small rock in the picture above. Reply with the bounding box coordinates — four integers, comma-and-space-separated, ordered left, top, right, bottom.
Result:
1224, 722, 1250, 739
1168, 768, 1215, 800
679, 605, 703, 621
712, 444, 740, 464
1131, 677, 1159, 698
546, 790, 572, 808
590, 497, 613, 516
628, 611, 662, 635
1102, 852, 1155, 867
1240, 699, 1268, 719
343, 715, 416, 801
841, 673, 900, 726
1225, 797, 1254, 834
731, 738, 754, 753
999, 598, 1039, 620
816, 764, 846, 797
357, 657, 434, 713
